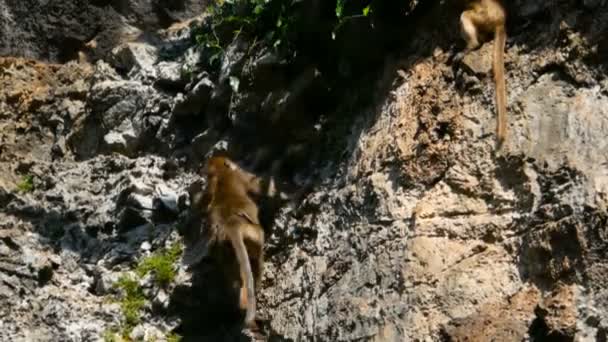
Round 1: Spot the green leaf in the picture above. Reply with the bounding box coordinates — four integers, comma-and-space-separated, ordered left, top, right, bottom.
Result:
209, 52, 222, 66
362, 5, 370, 16
17, 175, 34, 193
254, 4, 264, 15
335, 0, 344, 18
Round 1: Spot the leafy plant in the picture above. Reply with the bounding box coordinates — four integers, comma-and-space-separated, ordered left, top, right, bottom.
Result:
17, 175, 34, 193
336, 0, 345, 18
332, 0, 373, 39
107, 242, 182, 340
113, 275, 146, 328
362, 5, 371, 17
136, 243, 182, 287
193, 0, 298, 68
167, 333, 183, 342
181, 65, 193, 80
102, 329, 120, 342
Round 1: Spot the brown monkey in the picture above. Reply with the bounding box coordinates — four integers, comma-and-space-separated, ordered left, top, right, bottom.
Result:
202, 156, 269, 334
459, 0, 508, 146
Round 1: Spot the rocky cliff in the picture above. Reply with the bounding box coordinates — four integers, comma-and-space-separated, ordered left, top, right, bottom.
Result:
1, 0, 607, 341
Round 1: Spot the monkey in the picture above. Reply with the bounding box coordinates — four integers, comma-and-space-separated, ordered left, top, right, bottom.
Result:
202, 156, 272, 335
75, 39, 97, 64
77, 51, 89, 64
459, 0, 508, 147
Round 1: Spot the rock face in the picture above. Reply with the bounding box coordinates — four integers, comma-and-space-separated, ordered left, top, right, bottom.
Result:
0, 0, 207, 63
1, 0, 608, 341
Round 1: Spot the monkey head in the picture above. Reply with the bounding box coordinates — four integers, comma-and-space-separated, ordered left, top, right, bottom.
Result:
203, 156, 237, 177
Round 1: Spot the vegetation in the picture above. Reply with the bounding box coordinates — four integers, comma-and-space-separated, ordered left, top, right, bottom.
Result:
104, 242, 183, 340
102, 329, 120, 342
16, 174, 34, 193
333, 0, 372, 37
190, 0, 392, 84
167, 333, 183, 342
180, 65, 193, 81
192, 0, 298, 69
136, 243, 182, 287
114, 275, 146, 329
191, 0, 370, 66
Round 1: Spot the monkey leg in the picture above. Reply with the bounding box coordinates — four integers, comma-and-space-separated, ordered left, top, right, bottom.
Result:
460, 10, 482, 51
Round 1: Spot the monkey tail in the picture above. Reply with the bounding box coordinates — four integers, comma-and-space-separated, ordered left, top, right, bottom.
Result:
230, 228, 256, 325
494, 24, 507, 147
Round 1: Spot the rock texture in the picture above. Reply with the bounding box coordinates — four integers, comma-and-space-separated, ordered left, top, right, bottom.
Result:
0, 0, 207, 63
1, 0, 608, 341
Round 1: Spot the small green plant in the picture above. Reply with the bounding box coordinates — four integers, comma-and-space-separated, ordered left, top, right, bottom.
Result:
332, 0, 373, 39
167, 332, 183, 342
108, 244, 181, 340
136, 243, 182, 287
180, 65, 193, 80
362, 5, 371, 16
335, 0, 372, 20
193, 0, 298, 68
16, 175, 34, 193
102, 329, 120, 342
114, 275, 146, 328
335, 0, 345, 18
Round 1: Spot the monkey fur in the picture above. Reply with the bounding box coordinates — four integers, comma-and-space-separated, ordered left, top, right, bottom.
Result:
202, 156, 270, 334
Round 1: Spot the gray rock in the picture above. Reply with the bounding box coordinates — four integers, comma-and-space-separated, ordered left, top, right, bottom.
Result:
88, 80, 149, 128
129, 324, 147, 341
516, 0, 550, 17
82, 76, 168, 156
191, 129, 220, 159
582, 0, 606, 9
129, 323, 165, 341
153, 289, 170, 312
156, 61, 186, 88
141, 241, 152, 252
103, 126, 138, 155
460, 47, 493, 76
215, 37, 249, 96
154, 184, 180, 214
110, 42, 158, 82
171, 76, 215, 117
90, 60, 122, 84
93, 267, 121, 296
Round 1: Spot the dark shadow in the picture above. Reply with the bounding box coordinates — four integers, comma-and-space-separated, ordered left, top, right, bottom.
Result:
170, 257, 251, 341
528, 306, 574, 342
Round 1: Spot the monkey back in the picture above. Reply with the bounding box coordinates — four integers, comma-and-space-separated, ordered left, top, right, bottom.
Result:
208, 168, 261, 227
